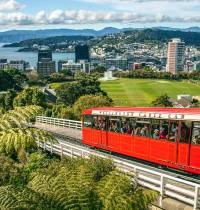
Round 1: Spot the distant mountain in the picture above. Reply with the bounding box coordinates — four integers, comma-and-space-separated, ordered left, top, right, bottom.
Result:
0, 27, 132, 43
1, 26, 200, 43
182, 27, 200, 33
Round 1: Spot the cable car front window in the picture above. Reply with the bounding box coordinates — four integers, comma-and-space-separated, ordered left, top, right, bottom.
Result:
192, 122, 200, 145
84, 115, 93, 128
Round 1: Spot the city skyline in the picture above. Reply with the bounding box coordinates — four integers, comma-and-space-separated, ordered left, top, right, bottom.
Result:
0, 0, 199, 30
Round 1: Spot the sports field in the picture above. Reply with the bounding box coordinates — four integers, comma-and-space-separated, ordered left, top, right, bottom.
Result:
101, 79, 200, 107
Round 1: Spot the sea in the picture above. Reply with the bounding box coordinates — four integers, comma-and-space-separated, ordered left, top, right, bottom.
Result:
0, 43, 75, 70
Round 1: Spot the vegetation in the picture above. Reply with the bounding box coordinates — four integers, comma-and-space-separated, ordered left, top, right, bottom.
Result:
0, 68, 27, 91
0, 105, 55, 161
151, 94, 173, 107
56, 72, 107, 106
101, 78, 200, 106
13, 88, 46, 108
0, 152, 158, 210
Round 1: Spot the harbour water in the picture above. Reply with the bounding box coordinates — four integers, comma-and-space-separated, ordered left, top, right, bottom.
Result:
0, 44, 75, 69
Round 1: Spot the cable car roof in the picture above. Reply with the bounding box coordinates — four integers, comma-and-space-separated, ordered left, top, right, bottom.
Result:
82, 107, 200, 121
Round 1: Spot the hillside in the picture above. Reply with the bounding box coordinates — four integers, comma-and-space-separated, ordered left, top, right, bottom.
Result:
90, 29, 200, 46
100, 79, 200, 106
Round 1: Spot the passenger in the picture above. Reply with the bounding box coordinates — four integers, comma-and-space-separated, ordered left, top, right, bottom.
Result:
169, 126, 178, 141
153, 129, 159, 139
109, 121, 115, 132
121, 122, 128, 134
127, 125, 133, 135
140, 125, 149, 137
159, 127, 167, 139
135, 127, 141, 136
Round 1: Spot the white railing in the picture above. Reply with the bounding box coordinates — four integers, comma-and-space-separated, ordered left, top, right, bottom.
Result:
36, 116, 82, 130
38, 140, 200, 210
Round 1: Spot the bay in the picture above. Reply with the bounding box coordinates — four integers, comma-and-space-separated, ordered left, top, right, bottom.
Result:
0, 44, 75, 70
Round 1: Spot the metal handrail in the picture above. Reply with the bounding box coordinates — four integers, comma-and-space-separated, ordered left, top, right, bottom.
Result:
36, 116, 82, 129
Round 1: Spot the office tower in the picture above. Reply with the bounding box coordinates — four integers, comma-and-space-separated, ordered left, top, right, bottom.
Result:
38, 49, 52, 62
75, 45, 90, 62
37, 49, 55, 76
166, 38, 185, 74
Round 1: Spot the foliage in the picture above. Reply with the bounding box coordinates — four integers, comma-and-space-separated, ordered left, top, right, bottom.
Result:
56, 72, 107, 106
115, 69, 200, 81
48, 73, 73, 83
92, 66, 106, 74
0, 155, 20, 186
0, 70, 14, 91
73, 95, 112, 119
13, 87, 46, 107
152, 94, 173, 107
0, 106, 55, 161
0, 152, 158, 210
0, 105, 44, 130
0, 68, 27, 91
0, 90, 16, 111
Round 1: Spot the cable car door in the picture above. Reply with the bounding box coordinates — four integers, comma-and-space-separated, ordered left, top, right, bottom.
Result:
177, 121, 191, 166
100, 116, 108, 148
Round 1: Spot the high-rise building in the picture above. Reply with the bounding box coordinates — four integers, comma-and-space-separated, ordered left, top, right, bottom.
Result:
75, 45, 90, 62
37, 49, 55, 76
38, 49, 52, 62
166, 38, 185, 74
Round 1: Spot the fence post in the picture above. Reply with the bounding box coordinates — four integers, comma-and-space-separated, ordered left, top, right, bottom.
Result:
159, 175, 165, 208
60, 144, 63, 157
194, 186, 199, 210
43, 141, 46, 150
51, 142, 53, 154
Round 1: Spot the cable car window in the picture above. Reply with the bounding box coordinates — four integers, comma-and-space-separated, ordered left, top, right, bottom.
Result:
84, 115, 93, 128
168, 121, 178, 142
92, 116, 100, 130
134, 118, 151, 137
98, 116, 107, 131
192, 122, 200, 145
151, 119, 160, 140
108, 117, 121, 133
151, 120, 169, 140
180, 121, 191, 144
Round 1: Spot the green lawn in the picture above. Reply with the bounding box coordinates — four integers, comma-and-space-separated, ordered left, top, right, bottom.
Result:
101, 79, 200, 107
49, 82, 66, 89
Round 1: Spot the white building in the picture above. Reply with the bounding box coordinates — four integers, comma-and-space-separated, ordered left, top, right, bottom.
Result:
62, 60, 81, 74
166, 38, 185, 74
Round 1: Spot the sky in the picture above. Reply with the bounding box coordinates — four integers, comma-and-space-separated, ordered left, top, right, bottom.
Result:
0, 0, 200, 30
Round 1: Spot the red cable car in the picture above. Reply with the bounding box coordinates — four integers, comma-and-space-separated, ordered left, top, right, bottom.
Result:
82, 107, 200, 174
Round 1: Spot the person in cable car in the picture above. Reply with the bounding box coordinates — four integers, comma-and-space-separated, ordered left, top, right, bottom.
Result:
159, 127, 167, 139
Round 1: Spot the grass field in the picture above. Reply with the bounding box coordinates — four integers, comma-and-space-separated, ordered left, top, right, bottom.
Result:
50, 82, 66, 89
101, 79, 200, 107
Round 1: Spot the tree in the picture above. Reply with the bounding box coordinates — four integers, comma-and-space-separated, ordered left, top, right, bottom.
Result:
56, 73, 107, 106
152, 94, 173, 107
13, 88, 46, 107
0, 106, 55, 161
0, 70, 14, 91
0, 90, 16, 111
73, 95, 112, 120
92, 66, 106, 74
56, 83, 82, 106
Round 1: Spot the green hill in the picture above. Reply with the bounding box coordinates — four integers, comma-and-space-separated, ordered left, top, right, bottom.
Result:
101, 79, 200, 107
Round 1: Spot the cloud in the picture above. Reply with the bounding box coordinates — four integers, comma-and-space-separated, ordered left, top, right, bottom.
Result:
0, 10, 200, 27
0, 0, 25, 12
